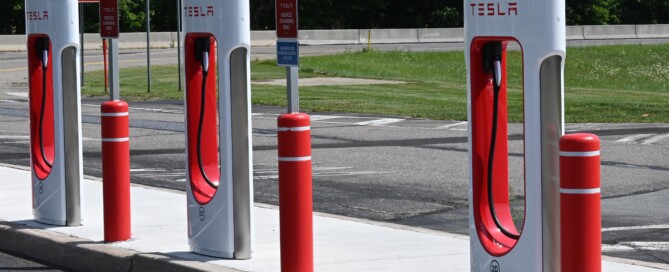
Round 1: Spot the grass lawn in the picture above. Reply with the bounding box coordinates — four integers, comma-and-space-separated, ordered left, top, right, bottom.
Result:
81, 44, 669, 123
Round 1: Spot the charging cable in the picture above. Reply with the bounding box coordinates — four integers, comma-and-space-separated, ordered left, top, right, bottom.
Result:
195, 38, 218, 189
38, 38, 53, 169
487, 51, 520, 239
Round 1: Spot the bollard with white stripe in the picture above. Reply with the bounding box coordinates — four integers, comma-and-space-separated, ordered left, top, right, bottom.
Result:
101, 100, 131, 242
560, 133, 601, 272
277, 113, 313, 272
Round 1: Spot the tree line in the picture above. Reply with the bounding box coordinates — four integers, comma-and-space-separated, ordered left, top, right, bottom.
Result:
2, 0, 668, 35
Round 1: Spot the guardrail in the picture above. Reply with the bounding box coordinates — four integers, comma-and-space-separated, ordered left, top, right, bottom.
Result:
1, 24, 669, 51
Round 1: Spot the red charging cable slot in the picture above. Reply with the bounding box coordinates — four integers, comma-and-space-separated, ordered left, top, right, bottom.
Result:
28, 34, 55, 180
185, 34, 220, 205
470, 38, 523, 256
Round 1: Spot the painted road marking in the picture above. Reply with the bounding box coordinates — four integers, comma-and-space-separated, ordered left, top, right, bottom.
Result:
6, 92, 28, 98
602, 242, 669, 252
355, 118, 404, 126
602, 224, 669, 232
310, 115, 342, 121
616, 134, 654, 143
436, 121, 467, 129
0, 67, 28, 72
641, 133, 669, 145
130, 168, 168, 172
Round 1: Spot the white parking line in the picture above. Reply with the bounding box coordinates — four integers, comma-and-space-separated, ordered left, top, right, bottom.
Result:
641, 133, 669, 145
603, 242, 669, 252
436, 121, 468, 129
310, 115, 343, 121
355, 118, 404, 126
601, 224, 669, 232
615, 134, 654, 143
6, 92, 28, 98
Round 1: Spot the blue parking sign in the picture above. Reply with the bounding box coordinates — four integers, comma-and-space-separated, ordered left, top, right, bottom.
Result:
276, 40, 299, 67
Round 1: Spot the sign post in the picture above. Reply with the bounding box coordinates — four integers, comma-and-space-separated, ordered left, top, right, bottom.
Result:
276, 1, 314, 271
99, 0, 119, 100
275, 0, 299, 113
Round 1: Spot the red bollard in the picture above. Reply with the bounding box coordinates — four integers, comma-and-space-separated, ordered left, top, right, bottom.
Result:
560, 133, 601, 272
101, 100, 131, 242
277, 113, 313, 272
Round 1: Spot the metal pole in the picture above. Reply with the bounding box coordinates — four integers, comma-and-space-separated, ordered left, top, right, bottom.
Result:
286, 66, 299, 113
146, 0, 152, 93
109, 39, 120, 101
103, 40, 108, 93
176, 0, 182, 92
79, 3, 84, 86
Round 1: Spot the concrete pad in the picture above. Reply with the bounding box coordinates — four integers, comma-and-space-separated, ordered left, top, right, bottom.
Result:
253, 77, 405, 87
0, 165, 666, 271
360, 29, 419, 44
418, 28, 464, 43
584, 25, 637, 39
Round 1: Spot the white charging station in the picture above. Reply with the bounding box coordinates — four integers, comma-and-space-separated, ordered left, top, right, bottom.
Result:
181, 0, 254, 259
25, 0, 83, 226
465, 0, 566, 271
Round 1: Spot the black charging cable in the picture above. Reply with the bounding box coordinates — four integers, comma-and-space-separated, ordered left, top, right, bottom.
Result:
195, 38, 218, 189
37, 38, 53, 169
485, 45, 520, 240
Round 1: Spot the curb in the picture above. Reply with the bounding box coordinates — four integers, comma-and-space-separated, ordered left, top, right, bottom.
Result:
0, 221, 241, 272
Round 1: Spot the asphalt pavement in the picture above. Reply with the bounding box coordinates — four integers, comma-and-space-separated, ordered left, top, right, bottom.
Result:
0, 250, 66, 271
0, 44, 668, 266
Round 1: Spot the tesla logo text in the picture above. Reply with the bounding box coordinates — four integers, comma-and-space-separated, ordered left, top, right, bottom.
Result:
27, 11, 49, 21
184, 6, 214, 17
469, 2, 517, 16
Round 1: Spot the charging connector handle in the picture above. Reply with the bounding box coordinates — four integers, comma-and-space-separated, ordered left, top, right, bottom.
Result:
37, 38, 53, 169
194, 37, 218, 189
483, 42, 520, 240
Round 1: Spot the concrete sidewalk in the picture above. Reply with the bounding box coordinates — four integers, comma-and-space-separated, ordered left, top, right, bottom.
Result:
0, 165, 666, 271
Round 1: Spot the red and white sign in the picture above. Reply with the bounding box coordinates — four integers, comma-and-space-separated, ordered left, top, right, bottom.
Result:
275, 0, 298, 39
100, 0, 119, 39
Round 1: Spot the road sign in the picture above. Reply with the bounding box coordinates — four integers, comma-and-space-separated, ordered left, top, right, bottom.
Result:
277, 40, 299, 67
276, 0, 298, 39
100, 0, 119, 39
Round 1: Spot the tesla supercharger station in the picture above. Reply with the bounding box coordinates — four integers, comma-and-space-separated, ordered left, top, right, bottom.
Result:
182, 0, 254, 259
26, 0, 83, 226
465, 0, 565, 271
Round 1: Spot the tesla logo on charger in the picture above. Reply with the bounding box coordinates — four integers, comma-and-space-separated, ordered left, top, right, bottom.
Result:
26, 11, 49, 21
184, 6, 214, 17
469, 1, 518, 16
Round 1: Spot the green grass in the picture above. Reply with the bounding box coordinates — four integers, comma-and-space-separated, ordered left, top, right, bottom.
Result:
81, 44, 669, 123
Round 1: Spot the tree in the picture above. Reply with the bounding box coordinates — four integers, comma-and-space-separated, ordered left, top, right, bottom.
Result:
617, 0, 669, 24
0, 0, 25, 34
566, 0, 620, 25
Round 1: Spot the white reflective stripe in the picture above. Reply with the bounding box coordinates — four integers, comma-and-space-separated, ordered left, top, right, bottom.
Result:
559, 151, 600, 157
560, 188, 600, 194
101, 112, 129, 117
278, 126, 310, 132
102, 137, 129, 142
279, 156, 311, 162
